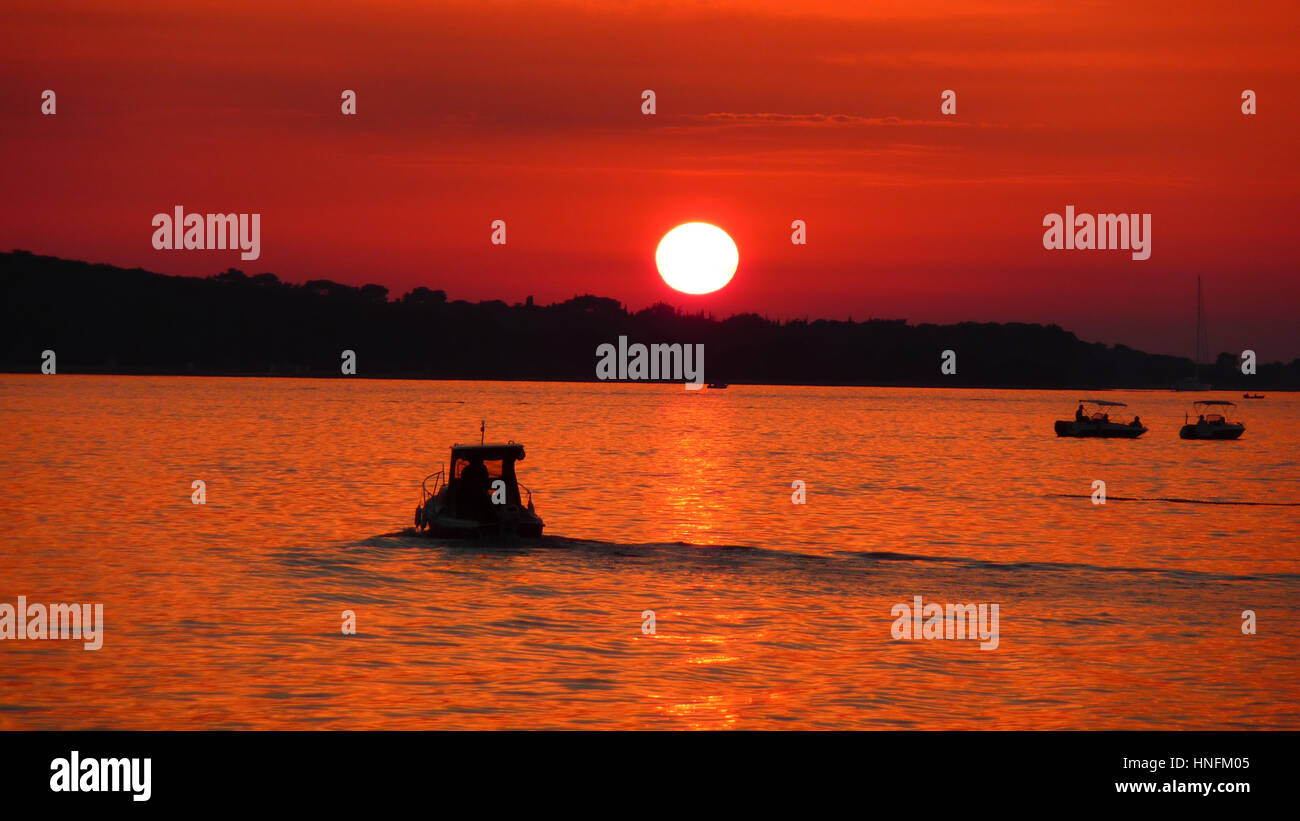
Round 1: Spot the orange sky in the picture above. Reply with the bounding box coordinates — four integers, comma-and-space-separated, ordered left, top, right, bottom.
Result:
2, 0, 1298, 358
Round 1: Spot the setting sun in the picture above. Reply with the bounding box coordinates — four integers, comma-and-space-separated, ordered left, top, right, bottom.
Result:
655, 222, 738, 295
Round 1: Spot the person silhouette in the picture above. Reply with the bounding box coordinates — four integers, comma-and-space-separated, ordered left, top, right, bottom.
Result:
460, 459, 490, 518
1075, 404, 1086, 422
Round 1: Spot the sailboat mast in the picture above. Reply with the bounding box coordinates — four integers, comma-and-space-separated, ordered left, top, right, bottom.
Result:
1174, 276, 1212, 391
1194, 275, 1203, 379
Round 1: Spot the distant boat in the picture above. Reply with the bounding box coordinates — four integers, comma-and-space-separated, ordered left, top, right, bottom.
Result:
1243, 393, 1265, 399
1173, 276, 1212, 391
1179, 400, 1245, 440
707, 382, 729, 389
1055, 399, 1148, 438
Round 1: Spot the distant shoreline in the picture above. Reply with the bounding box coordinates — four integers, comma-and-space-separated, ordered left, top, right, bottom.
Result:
5, 250, 1299, 390
1, 370, 1295, 393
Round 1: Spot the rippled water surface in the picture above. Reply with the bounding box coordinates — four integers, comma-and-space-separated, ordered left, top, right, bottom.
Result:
1, 376, 1297, 728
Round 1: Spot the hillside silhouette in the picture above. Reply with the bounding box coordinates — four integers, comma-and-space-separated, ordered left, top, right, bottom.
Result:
3, 251, 1297, 388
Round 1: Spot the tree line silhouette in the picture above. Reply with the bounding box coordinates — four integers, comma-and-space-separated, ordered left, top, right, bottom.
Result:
3, 250, 1297, 388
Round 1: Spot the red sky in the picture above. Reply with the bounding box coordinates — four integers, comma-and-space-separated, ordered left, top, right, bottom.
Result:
2, 0, 1298, 359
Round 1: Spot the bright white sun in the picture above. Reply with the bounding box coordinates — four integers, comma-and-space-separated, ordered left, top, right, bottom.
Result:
655, 222, 738, 295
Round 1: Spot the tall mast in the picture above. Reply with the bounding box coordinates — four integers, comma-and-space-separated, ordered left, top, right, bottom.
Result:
1194, 276, 1203, 380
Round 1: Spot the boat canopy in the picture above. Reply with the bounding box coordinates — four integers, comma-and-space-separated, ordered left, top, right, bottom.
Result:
1192, 400, 1236, 407
1077, 399, 1127, 407
447, 442, 528, 503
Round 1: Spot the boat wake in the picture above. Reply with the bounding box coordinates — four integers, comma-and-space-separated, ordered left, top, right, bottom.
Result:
1047, 493, 1300, 507
354, 530, 1300, 584
370, 528, 765, 555
831, 549, 1300, 583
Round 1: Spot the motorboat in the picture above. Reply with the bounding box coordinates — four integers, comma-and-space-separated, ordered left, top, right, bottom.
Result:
414, 441, 544, 538
1179, 400, 1245, 440
707, 382, 729, 389
1054, 399, 1148, 438
1243, 394, 1265, 399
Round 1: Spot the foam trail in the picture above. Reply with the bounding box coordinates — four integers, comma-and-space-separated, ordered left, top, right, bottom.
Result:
1047, 493, 1300, 507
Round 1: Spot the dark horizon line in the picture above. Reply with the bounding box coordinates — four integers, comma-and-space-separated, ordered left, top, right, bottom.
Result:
3, 249, 1298, 390
4, 247, 1288, 363
3, 370, 1297, 394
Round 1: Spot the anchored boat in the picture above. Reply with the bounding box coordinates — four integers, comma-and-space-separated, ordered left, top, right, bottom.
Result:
1054, 399, 1148, 438
414, 441, 544, 538
1179, 400, 1245, 440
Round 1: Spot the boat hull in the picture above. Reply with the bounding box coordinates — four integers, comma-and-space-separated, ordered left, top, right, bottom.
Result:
416, 499, 544, 539
1179, 423, 1245, 440
423, 516, 544, 538
1055, 420, 1147, 438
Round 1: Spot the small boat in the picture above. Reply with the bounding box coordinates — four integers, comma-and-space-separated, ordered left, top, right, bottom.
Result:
1055, 399, 1148, 438
1243, 393, 1265, 399
414, 441, 544, 538
1179, 400, 1245, 440
707, 382, 729, 389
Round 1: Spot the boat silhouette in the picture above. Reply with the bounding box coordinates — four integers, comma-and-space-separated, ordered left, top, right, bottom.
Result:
415, 440, 544, 538
1054, 399, 1147, 438
1179, 400, 1245, 440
